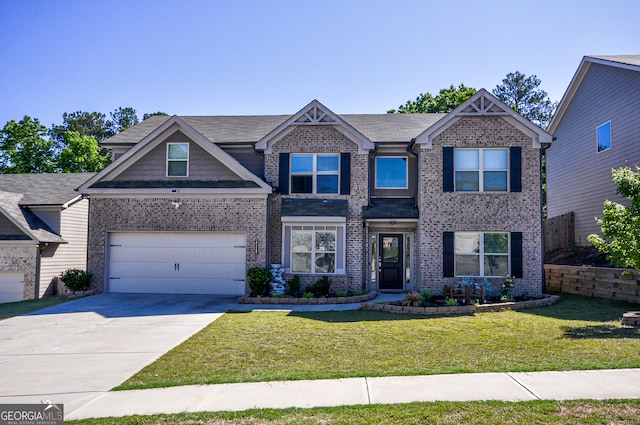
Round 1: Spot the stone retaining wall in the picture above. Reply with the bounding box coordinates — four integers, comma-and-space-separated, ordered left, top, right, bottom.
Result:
361, 294, 559, 316
545, 264, 640, 304
238, 291, 376, 305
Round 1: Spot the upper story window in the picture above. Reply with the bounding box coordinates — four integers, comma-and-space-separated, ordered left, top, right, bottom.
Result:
455, 148, 508, 192
597, 121, 611, 153
375, 157, 408, 189
291, 153, 339, 194
167, 143, 189, 177
455, 232, 509, 277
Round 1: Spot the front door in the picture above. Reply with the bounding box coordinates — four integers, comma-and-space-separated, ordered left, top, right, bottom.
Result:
379, 234, 404, 290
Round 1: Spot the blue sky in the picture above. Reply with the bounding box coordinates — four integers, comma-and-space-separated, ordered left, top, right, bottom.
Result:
1, 0, 638, 128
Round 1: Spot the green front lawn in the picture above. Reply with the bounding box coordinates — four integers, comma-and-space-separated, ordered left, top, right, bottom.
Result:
0, 296, 69, 320
68, 400, 640, 425
118, 295, 640, 390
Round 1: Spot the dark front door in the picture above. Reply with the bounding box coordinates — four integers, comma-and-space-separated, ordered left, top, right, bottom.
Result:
379, 234, 404, 290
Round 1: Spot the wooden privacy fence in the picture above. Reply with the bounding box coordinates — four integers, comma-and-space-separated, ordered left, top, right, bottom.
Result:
544, 212, 575, 254
545, 264, 640, 304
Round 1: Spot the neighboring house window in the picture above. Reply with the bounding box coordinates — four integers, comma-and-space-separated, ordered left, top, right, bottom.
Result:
454, 232, 509, 277
454, 148, 508, 192
375, 157, 408, 189
167, 143, 189, 177
290, 153, 339, 194
597, 121, 611, 153
283, 224, 345, 274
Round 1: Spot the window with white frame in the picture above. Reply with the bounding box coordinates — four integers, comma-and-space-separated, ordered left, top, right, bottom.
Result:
167, 143, 189, 177
455, 148, 508, 192
290, 153, 339, 194
375, 157, 408, 189
284, 224, 345, 274
455, 232, 509, 276
597, 121, 611, 153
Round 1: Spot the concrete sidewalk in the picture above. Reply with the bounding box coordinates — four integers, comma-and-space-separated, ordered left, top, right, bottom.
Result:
62, 368, 640, 420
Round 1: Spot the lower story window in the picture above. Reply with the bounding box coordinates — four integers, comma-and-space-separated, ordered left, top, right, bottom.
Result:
455, 232, 509, 277
283, 224, 345, 274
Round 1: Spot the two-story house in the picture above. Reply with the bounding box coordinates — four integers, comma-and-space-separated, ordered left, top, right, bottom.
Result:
547, 55, 640, 245
0, 173, 94, 303
79, 89, 550, 297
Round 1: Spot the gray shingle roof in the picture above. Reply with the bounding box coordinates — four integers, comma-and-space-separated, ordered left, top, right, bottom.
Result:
589, 55, 640, 68
100, 112, 446, 147
0, 173, 95, 205
281, 199, 348, 217
362, 198, 419, 219
0, 191, 66, 243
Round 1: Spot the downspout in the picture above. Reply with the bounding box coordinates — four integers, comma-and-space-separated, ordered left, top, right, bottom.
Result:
34, 243, 41, 299
540, 146, 546, 293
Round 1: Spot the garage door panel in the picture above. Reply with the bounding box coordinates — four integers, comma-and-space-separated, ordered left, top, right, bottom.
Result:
0, 272, 24, 303
108, 232, 247, 295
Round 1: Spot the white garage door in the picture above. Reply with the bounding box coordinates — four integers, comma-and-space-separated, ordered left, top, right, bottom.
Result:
108, 232, 246, 295
0, 271, 24, 303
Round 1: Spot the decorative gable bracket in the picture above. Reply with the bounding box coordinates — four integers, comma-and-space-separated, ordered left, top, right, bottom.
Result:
457, 94, 510, 116
255, 99, 374, 154
293, 105, 337, 125
414, 89, 552, 149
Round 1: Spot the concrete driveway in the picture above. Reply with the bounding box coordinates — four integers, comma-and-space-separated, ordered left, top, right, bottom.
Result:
0, 293, 237, 410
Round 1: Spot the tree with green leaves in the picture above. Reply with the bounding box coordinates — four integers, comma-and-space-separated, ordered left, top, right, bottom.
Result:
0, 116, 56, 173
493, 71, 557, 128
388, 84, 477, 114
50, 111, 115, 144
588, 166, 640, 272
143, 111, 169, 120
110, 107, 139, 133
56, 131, 111, 172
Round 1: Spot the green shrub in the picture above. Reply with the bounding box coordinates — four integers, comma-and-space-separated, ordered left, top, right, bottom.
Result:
247, 266, 273, 296
60, 268, 92, 291
286, 275, 301, 297
403, 292, 422, 307
314, 276, 332, 297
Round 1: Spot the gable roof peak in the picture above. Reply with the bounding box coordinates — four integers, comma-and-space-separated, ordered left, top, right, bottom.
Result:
255, 99, 375, 154
414, 88, 551, 149
548, 54, 640, 133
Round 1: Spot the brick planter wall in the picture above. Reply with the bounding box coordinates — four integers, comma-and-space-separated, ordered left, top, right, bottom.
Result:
545, 264, 640, 303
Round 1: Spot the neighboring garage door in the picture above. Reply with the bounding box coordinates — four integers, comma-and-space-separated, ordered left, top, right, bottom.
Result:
108, 232, 246, 295
0, 271, 24, 303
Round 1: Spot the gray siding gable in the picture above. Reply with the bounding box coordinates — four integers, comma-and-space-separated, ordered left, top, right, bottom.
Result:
113, 130, 242, 182
547, 62, 640, 243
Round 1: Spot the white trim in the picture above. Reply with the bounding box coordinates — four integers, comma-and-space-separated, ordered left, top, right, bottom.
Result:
454, 231, 510, 278
364, 218, 418, 224
281, 222, 347, 275
454, 148, 509, 193
166, 142, 190, 177
290, 153, 340, 195
596, 120, 612, 153
281, 216, 346, 223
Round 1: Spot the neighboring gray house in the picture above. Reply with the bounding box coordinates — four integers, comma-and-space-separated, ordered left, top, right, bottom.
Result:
547, 55, 640, 245
0, 173, 94, 303
80, 89, 551, 297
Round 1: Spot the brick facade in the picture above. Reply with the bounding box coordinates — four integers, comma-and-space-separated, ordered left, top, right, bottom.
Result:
87, 196, 268, 292
0, 244, 37, 300
264, 126, 369, 292
417, 116, 543, 296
